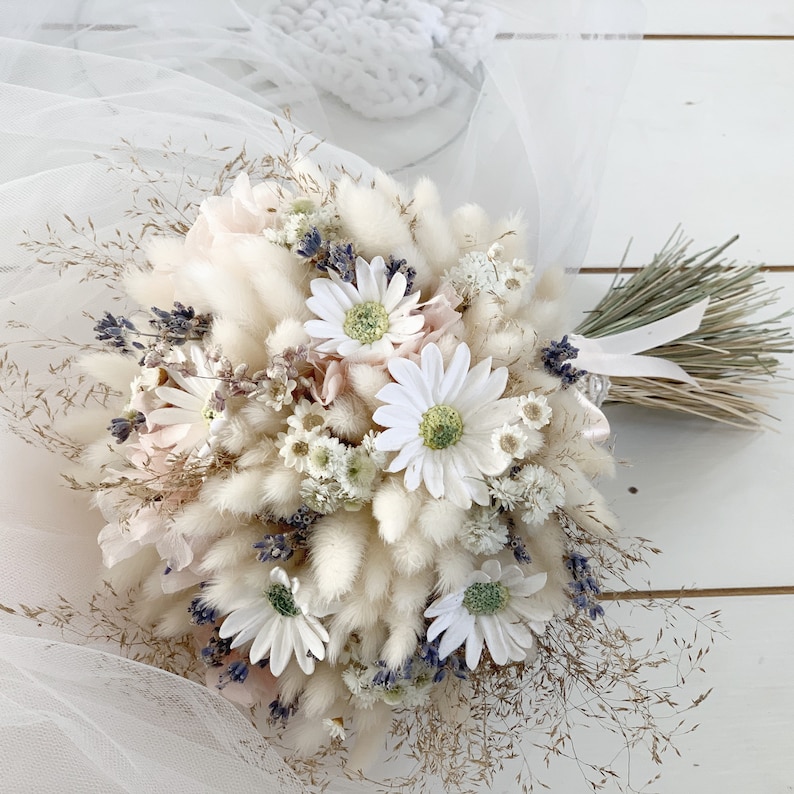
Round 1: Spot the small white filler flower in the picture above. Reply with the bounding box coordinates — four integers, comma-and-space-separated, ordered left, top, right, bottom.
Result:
373, 342, 515, 508
218, 567, 329, 676
304, 255, 424, 361
424, 559, 552, 670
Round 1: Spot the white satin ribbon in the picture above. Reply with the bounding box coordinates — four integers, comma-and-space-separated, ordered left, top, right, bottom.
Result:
571, 298, 709, 441
570, 298, 709, 386
574, 388, 611, 443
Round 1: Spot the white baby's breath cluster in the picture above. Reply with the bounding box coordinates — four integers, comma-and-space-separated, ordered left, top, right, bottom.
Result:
263, 196, 337, 250
442, 241, 533, 303
76, 168, 620, 769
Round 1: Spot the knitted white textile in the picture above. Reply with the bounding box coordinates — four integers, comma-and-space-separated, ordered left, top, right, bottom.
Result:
269, 0, 499, 118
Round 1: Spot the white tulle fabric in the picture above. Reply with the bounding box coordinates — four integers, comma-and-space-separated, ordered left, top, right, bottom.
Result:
0, 1, 643, 790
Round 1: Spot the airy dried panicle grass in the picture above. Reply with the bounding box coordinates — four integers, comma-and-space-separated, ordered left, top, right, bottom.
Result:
1, 582, 202, 681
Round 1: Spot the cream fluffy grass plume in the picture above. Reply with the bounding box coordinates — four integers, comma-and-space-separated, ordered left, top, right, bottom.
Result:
76, 166, 623, 769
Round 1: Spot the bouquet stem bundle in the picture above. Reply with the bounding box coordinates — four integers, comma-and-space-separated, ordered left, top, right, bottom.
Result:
576, 233, 793, 428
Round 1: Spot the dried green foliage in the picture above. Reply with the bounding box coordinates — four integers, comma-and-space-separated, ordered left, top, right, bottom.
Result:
576, 233, 793, 427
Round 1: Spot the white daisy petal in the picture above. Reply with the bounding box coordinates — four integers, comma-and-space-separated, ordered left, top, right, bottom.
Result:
458, 370, 509, 420
479, 613, 509, 665
376, 427, 418, 452
355, 255, 382, 301
375, 383, 427, 414
372, 404, 420, 428
508, 570, 547, 595
306, 294, 348, 322
248, 613, 280, 663
464, 620, 485, 669
425, 592, 464, 619
404, 455, 423, 491
419, 343, 446, 396
385, 437, 424, 473
426, 609, 457, 641
480, 560, 502, 582
148, 407, 202, 426
437, 343, 471, 403
154, 386, 203, 410
437, 610, 475, 659
296, 618, 326, 662
219, 605, 265, 644
422, 449, 445, 499
269, 618, 294, 676
384, 357, 435, 408
499, 565, 528, 588
382, 272, 409, 312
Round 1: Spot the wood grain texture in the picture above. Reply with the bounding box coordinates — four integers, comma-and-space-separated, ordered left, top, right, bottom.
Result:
644, 0, 794, 36
583, 41, 794, 268
503, 596, 794, 794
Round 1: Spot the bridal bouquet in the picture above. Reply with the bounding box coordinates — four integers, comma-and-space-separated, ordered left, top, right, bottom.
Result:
84, 160, 619, 748
4, 141, 764, 791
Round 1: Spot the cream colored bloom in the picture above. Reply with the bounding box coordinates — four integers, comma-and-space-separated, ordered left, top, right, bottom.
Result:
517, 392, 552, 430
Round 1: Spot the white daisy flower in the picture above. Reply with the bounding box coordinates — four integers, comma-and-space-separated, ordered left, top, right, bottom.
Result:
256, 372, 296, 411
424, 559, 551, 670
517, 392, 552, 430
218, 567, 329, 676
275, 428, 313, 472
147, 344, 226, 455
286, 398, 328, 436
491, 423, 530, 462
304, 255, 424, 362
459, 507, 509, 555
322, 717, 347, 741
373, 342, 515, 509
516, 464, 566, 525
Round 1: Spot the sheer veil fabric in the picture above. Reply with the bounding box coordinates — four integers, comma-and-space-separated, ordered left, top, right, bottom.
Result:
0, 2, 643, 790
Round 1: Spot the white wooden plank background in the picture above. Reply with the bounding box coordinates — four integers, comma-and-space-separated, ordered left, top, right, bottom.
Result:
561, 2, 794, 791
644, 1, 794, 35
583, 39, 794, 268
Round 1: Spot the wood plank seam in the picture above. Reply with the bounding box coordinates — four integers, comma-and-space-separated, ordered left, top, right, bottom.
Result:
602, 585, 794, 601
583, 266, 794, 274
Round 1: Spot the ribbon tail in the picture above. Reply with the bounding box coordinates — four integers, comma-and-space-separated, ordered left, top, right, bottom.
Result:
573, 389, 611, 443
571, 297, 709, 386
572, 298, 709, 356
573, 352, 700, 386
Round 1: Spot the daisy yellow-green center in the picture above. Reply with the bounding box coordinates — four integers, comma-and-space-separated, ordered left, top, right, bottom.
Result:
343, 301, 390, 344
266, 583, 301, 617
462, 581, 510, 615
419, 404, 463, 449
201, 403, 219, 425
